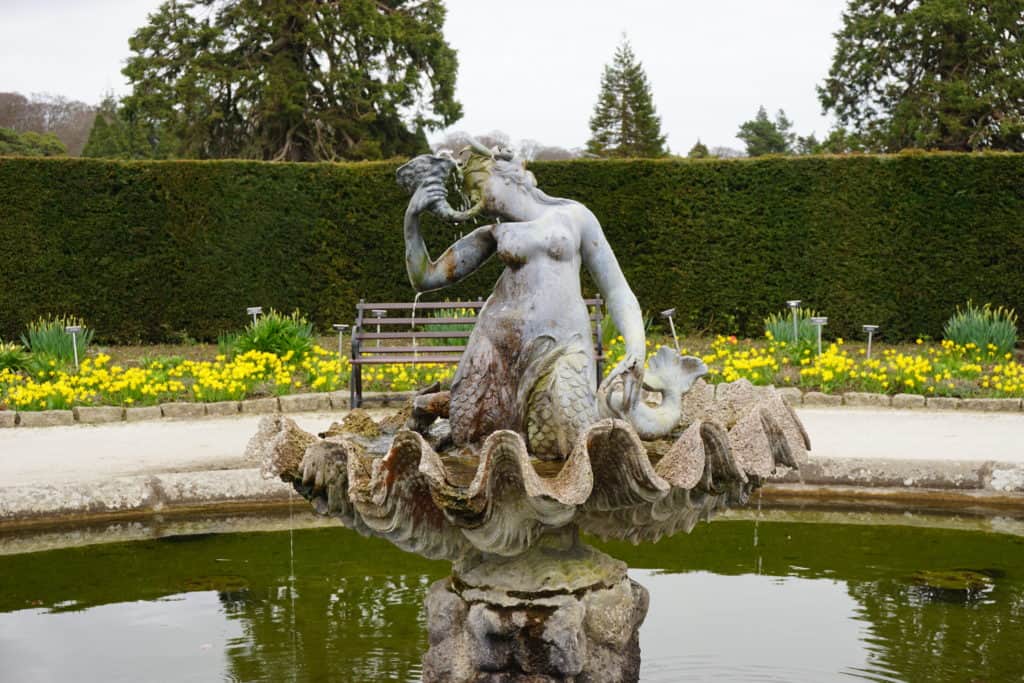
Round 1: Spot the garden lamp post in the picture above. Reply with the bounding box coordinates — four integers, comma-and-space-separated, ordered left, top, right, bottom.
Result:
246, 306, 263, 324
863, 325, 879, 359
810, 317, 828, 355
65, 325, 82, 370
660, 308, 679, 353
372, 309, 387, 347
332, 324, 350, 365
786, 300, 802, 343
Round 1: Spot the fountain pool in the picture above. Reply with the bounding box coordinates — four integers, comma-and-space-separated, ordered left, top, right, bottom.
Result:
1, 510, 1021, 682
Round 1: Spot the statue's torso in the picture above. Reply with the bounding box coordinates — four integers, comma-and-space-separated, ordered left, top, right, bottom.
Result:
449, 206, 598, 450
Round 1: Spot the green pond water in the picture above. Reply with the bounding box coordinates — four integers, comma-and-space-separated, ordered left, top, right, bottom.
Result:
0, 515, 1022, 682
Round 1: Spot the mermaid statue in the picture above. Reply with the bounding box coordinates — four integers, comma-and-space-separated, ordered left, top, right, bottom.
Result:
401, 142, 699, 458
250, 139, 809, 682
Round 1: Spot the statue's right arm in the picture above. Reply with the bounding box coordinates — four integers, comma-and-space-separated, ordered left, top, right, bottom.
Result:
405, 185, 497, 292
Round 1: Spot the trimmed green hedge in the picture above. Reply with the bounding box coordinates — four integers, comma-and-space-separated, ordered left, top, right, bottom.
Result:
1, 154, 1022, 343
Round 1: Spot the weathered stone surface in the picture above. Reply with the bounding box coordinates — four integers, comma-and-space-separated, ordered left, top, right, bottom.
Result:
279, 392, 331, 413
926, 397, 961, 411
679, 378, 714, 428
240, 397, 279, 414
0, 411, 16, 428
204, 401, 240, 417
843, 392, 891, 408
892, 393, 925, 409
244, 415, 318, 479
339, 408, 381, 438
803, 391, 842, 407
962, 398, 1022, 413
18, 410, 74, 427
776, 387, 803, 406
125, 406, 163, 422
161, 402, 206, 418
423, 538, 647, 683
328, 391, 349, 410
73, 406, 124, 424
0, 469, 292, 523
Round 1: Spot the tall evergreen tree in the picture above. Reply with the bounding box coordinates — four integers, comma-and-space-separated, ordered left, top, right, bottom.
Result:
121, 0, 462, 161
687, 139, 710, 158
586, 39, 667, 158
819, 0, 1024, 151
736, 106, 795, 156
82, 94, 167, 159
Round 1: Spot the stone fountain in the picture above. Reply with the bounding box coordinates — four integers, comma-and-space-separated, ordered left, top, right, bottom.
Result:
247, 141, 809, 682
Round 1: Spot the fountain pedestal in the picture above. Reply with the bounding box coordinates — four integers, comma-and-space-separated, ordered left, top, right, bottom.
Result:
423, 526, 648, 683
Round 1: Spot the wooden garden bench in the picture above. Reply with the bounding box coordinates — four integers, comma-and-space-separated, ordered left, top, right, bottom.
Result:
350, 297, 606, 408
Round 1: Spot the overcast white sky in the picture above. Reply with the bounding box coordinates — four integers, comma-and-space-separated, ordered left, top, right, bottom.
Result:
0, 0, 847, 152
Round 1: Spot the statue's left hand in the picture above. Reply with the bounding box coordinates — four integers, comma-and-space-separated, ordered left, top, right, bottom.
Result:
407, 182, 449, 217
598, 352, 643, 418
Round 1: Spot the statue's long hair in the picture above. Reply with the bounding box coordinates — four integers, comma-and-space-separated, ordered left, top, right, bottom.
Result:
489, 159, 575, 207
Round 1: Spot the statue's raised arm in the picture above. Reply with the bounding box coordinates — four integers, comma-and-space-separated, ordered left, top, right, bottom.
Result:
398, 154, 496, 292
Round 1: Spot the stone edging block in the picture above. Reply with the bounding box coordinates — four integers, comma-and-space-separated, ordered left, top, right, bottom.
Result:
926, 396, 961, 410
0, 411, 17, 428
125, 406, 162, 422
842, 392, 891, 408
74, 406, 125, 424
241, 397, 279, 414
961, 397, 1023, 412
279, 393, 331, 413
161, 402, 206, 419
18, 410, 75, 427
891, 393, 925, 409
329, 392, 349, 410
802, 391, 842, 407
205, 401, 240, 417
360, 391, 415, 406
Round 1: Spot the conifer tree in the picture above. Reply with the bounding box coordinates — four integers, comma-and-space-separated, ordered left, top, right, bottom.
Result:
687, 140, 710, 158
820, 0, 1024, 151
736, 106, 795, 156
586, 39, 667, 158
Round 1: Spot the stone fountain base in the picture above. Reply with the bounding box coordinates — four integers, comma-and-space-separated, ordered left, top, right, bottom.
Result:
422, 527, 648, 683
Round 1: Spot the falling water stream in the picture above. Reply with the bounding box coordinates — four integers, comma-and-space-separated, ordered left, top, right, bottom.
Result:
411, 291, 422, 359
753, 489, 763, 575
288, 489, 297, 683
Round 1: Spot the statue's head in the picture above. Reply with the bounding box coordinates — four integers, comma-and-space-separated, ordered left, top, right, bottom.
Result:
461, 145, 542, 216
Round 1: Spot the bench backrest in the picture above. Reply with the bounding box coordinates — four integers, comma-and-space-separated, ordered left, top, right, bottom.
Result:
351, 298, 605, 366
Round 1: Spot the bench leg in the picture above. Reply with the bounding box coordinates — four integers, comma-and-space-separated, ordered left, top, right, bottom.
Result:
353, 364, 363, 408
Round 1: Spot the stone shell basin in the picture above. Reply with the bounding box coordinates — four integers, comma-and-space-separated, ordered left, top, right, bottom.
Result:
248, 379, 808, 561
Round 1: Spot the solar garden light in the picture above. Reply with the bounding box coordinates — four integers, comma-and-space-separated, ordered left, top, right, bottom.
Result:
372, 309, 388, 347
660, 308, 680, 353
863, 325, 879, 359
786, 300, 802, 343
246, 306, 263, 324
810, 316, 829, 355
65, 325, 83, 370
332, 324, 350, 364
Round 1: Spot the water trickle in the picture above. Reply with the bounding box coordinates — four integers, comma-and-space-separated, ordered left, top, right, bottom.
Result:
288, 488, 298, 683
411, 291, 422, 359
754, 489, 763, 575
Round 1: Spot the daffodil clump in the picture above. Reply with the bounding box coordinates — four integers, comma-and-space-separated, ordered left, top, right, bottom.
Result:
360, 363, 455, 392
603, 333, 1023, 399
0, 346, 347, 412
3, 334, 1021, 412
